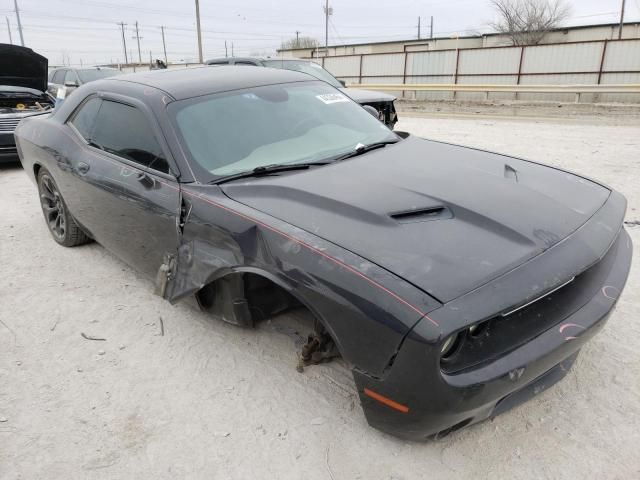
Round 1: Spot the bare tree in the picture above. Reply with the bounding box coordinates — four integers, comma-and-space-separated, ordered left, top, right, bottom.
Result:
490, 0, 571, 46
280, 36, 320, 50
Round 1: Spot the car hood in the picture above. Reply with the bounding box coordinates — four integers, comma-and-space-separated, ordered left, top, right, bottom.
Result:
340, 87, 396, 103
221, 136, 610, 303
0, 44, 48, 92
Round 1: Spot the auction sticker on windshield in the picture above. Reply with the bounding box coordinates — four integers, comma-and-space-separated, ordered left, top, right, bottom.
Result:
316, 93, 349, 104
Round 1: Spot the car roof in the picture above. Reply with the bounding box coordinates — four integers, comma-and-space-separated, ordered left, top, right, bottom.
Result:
206, 56, 265, 63
206, 56, 312, 64
108, 65, 314, 100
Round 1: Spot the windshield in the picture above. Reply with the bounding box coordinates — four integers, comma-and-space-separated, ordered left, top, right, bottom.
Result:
263, 60, 343, 89
170, 81, 396, 180
77, 69, 121, 83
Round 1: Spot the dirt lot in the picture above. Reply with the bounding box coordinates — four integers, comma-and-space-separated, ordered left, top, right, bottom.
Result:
1, 112, 639, 479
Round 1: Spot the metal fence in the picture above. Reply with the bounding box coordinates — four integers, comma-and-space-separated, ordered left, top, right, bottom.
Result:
310, 38, 640, 103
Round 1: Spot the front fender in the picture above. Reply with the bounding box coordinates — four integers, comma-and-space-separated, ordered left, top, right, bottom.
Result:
166, 184, 442, 376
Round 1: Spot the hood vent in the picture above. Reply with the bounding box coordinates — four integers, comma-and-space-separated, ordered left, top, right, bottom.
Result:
390, 206, 452, 224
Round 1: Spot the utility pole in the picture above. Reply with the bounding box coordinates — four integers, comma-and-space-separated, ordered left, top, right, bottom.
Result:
195, 0, 203, 63
224, 40, 228, 57
5, 17, 12, 44
323, 0, 332, 49
118, 22, 128, 64
430, 16, 434, 39
13, 0, 24, 46
160, 26, 168, 64
295, 30, 300, 48
132, 21, 142, 63
231, 42, 234, 56
418, 17, 421, 39
618, 0, 626, 39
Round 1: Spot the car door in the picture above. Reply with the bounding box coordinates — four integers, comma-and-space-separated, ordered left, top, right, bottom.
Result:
63, 70, 81, 96
47, 69, 66, 96
64, 94, 181, 279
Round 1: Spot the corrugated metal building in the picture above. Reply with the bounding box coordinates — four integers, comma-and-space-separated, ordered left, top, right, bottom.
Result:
277, 22, 640, 58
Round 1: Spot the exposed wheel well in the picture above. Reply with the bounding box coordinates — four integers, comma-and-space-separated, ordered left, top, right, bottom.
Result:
196, 272, 306, 326
196, 272, 342, 363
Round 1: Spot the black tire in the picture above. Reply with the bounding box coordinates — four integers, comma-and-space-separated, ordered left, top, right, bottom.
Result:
37, 168, 91, 247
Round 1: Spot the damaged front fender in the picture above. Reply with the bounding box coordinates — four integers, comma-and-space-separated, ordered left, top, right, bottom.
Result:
162, 184, 442, 376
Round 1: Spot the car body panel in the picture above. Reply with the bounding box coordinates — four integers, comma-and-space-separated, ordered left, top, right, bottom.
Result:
356, 225, 632, 439
166, 184, 441, 374
13, 66, 633, 440
222, 135, 610, 303
338, 87, 396, 104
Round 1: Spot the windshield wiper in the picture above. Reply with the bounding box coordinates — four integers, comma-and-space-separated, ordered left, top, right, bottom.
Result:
330, 140, 399, 163
212, 162, 329, 185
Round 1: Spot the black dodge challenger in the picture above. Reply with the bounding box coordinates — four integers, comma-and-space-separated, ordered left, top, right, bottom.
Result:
15, 66, 632, 440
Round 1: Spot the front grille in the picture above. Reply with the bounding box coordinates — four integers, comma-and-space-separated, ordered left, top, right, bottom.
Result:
441, 230, 622, 375
0, 118, 20, 132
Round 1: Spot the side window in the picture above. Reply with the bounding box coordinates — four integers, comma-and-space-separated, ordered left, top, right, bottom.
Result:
208, 60, 229, 65
64, 70, 78, 85
91, 100, 170, 173
69, 97, 102, 141
52, 70, 65, 84
234, 61, 258, 66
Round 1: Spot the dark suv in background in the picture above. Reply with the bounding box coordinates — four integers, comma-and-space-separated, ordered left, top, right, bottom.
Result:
47, 66, 121, 98
206, 57, 398, 128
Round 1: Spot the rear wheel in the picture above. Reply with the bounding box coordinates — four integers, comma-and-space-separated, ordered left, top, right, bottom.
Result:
37, 168, 91, 247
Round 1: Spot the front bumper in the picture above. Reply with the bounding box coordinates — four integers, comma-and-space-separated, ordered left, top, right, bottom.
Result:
354, 227, 632, 440
0, 132, 19, 163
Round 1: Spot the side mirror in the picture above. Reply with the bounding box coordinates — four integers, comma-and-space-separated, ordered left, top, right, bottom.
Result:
64, 81, 78, 88
362, 105, 380, 119
338, 79, 346, 87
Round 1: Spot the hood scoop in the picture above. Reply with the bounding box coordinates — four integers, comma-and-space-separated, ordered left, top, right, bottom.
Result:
390, 206, 452, 224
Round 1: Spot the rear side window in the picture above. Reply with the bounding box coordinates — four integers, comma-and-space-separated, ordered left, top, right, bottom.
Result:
64, 70, 78, 85
91, 100, 169, 173
70, 97, 102, 141
51, 70, 65, 84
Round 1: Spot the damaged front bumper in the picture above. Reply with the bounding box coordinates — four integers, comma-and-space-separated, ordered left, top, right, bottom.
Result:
353, 221, 632, 441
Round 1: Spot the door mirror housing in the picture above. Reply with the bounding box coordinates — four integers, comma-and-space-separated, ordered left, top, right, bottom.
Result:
362, 104, 380, 119
338, 79, 347, 87
64, 81, 78, 88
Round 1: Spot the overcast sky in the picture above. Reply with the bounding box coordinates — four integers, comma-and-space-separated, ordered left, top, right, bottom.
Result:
1, 0, 639, 66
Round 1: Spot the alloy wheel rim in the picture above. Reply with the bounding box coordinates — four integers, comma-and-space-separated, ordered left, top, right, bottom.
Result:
40, 175, 66, 240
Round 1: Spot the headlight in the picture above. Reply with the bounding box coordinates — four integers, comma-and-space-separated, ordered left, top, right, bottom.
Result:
440, 332, 462, 360
468, 320, 489, 338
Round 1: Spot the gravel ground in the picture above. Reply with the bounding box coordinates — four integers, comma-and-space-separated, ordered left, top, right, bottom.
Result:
1, 113, 639, 479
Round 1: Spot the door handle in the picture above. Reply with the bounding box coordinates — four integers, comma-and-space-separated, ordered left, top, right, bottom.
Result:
137, 171, 156, 188
77, 162, 90, 175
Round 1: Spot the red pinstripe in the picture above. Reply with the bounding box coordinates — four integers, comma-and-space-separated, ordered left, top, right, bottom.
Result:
183, 189, 440, 327
63, 147, 439, 327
